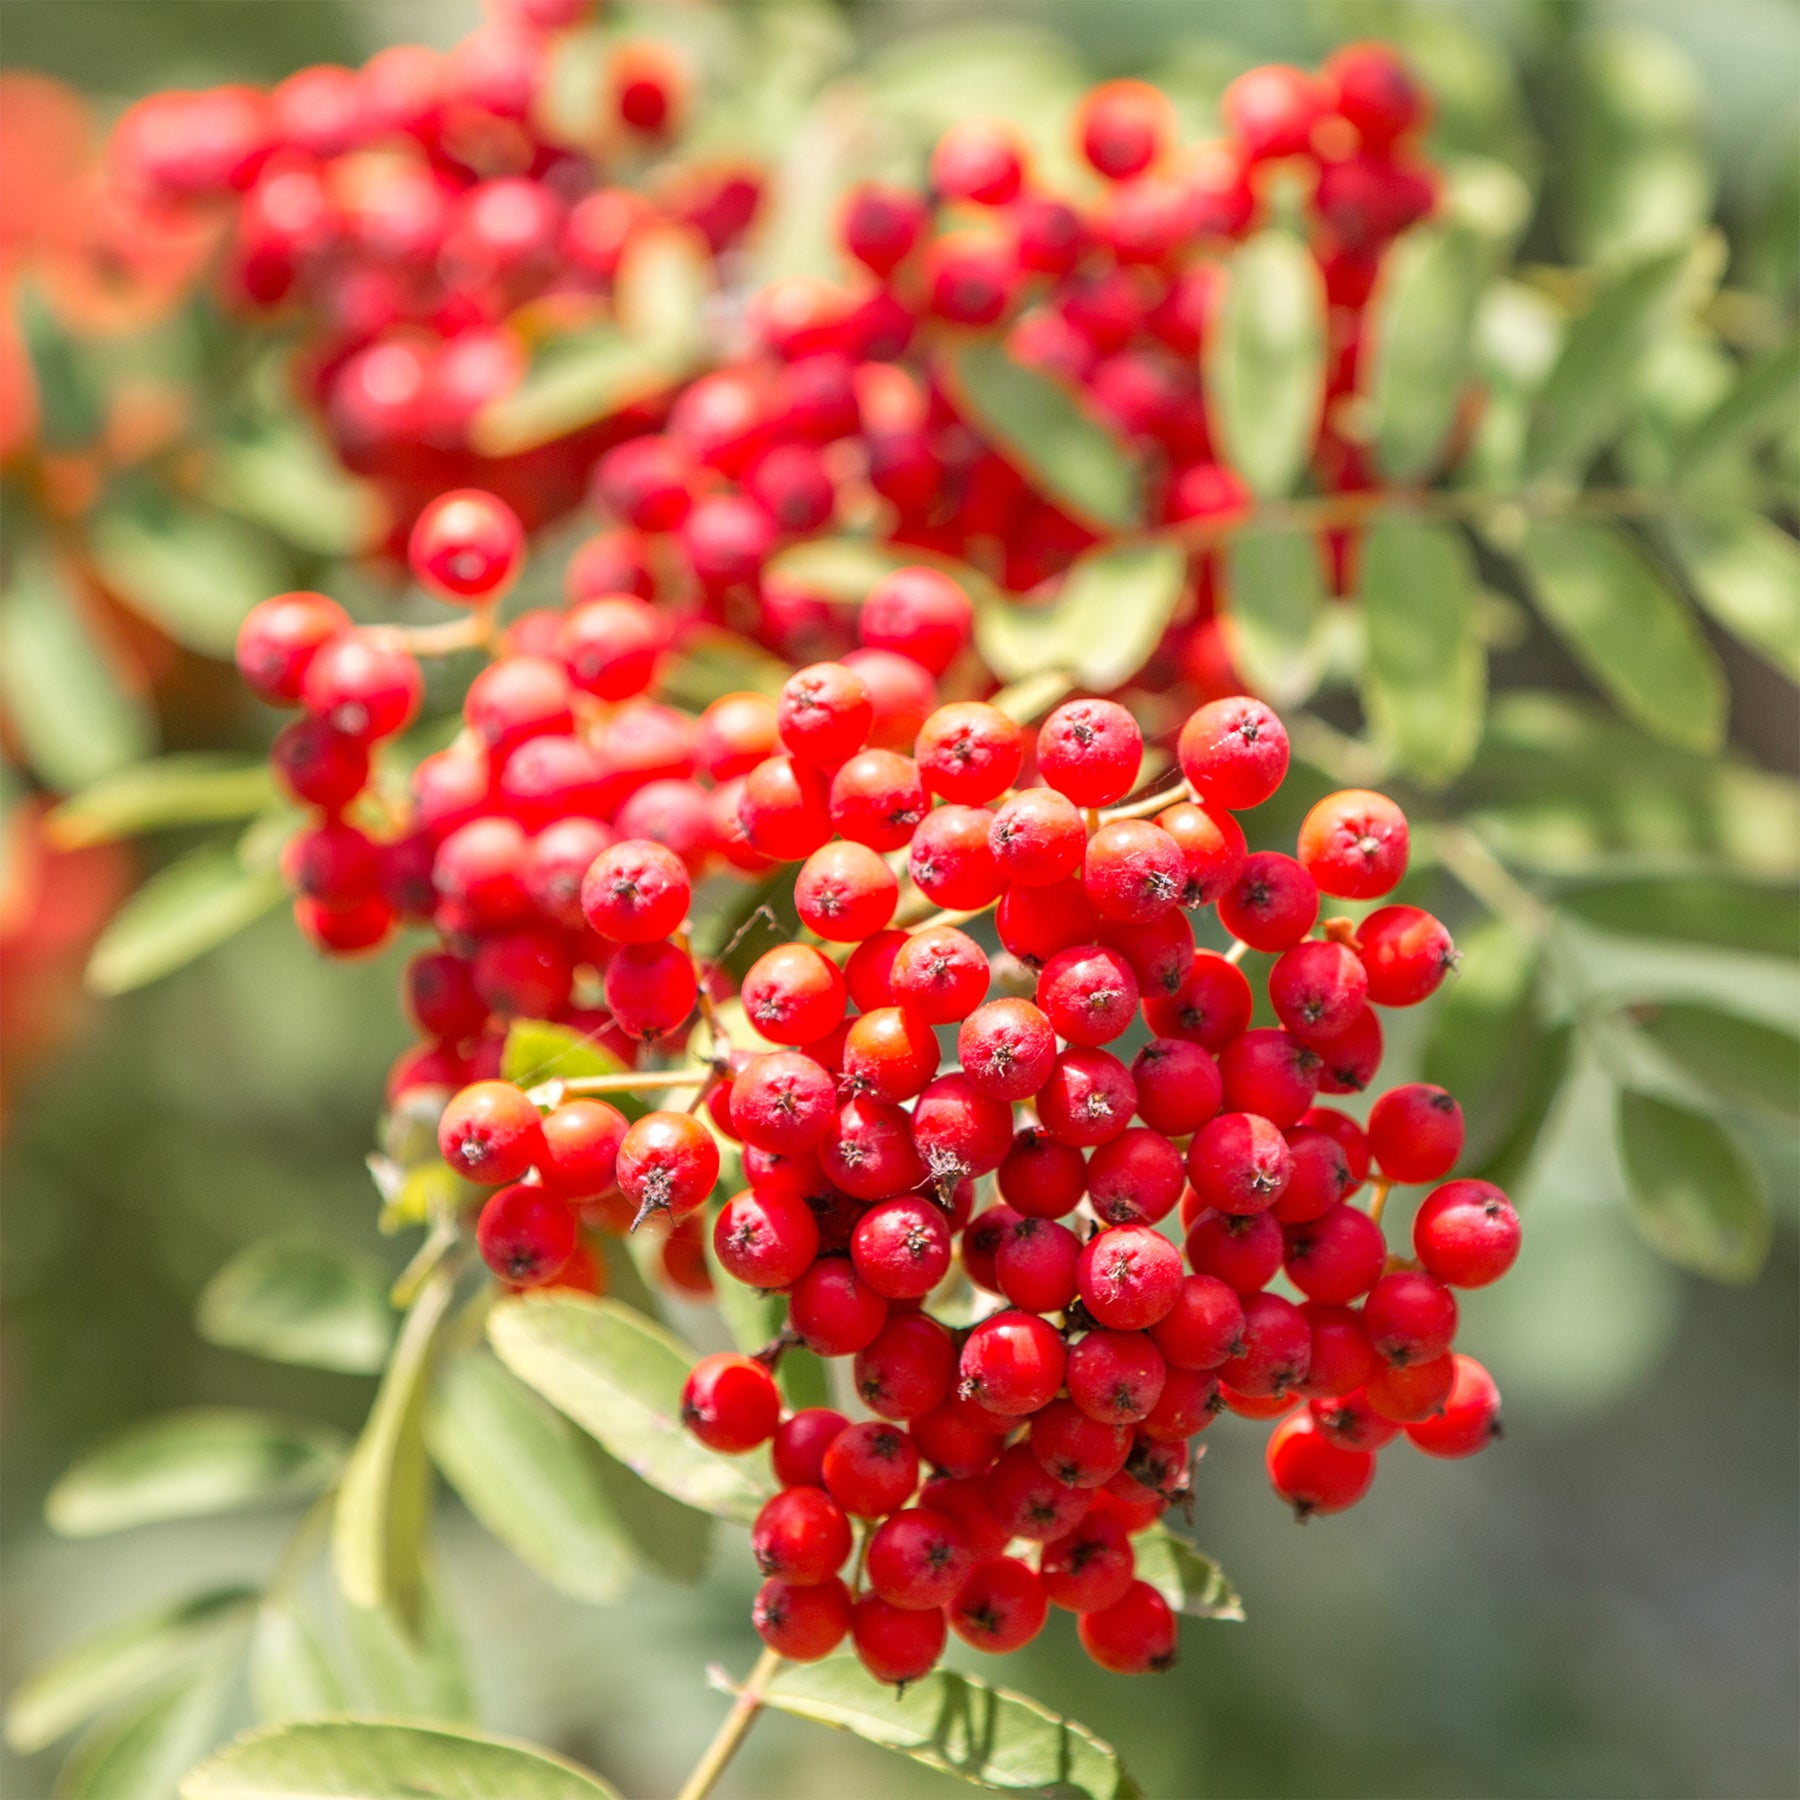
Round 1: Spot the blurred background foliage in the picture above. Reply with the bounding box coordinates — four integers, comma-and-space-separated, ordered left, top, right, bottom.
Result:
1, 2, 1796, 1797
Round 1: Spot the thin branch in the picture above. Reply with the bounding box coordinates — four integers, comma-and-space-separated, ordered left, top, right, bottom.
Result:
674, 1646, 784, 1800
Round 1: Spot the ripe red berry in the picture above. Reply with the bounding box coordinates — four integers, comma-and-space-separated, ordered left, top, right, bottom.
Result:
1283, 1203, 1387, 1304
1077, 79, 1174, 181
995, 875, 1102, 968
1156, 799, 1247, 906
616, 1111, 721, 1230
987, 1442, 1092, 1542
752, 1486, 852, 1585
1037, 945, 1139, 1048
1217, 1028, 1322, 1129
909, 804, 1004, 911
1066, 1327, 1168, 1426
794, 839, 899, 942
1298, 789, 1409, 899
741, 943, 847, 1046
538, 1100, 629, 1202
1362, 1270, 1458, 1367
580, 840, 690, 943
713, 1186, 820, 1290
959, 1310, 1067, 1416
860, 566, 973, 677
1268, 940, 1370, 1045
1086, 1128, 1185, 1227
866, 1507, 973, 1609
1222, 63, 1324, 161
1325, 42, 1428, 151
476, 1184, 577, 1286
822, 1095, 925, 1200
828, 748, 929, 852
1273, 1126, 1357, 1225
681, 1352, 781, 1453
958, 998, 1057, 1102
790, 1255, 889, 1356
949, 1555, 1049, 1654
1266, 1410, 1376, 1518
410, 489, 524, 604
753, 1575, 852, 1661
1083, 819, 1185, 923
1183, 1206, 1282, 1295
1404, 1354, 1501, 1457
1076, 1224, 1183, 1330
852, 1195, 953, 1301
778, 662, 874, 768
852, 1593, 946, 1686
915, 702, 1023, 804
911, 1404, 1003, 1480
1217, 852, 1319, 953
841, 182, 929, 278
772, 1408, 849, 1489
1187, 1111, 1293, 1215
823, 1420, 919, 1518
1036, 699, 1142, 807
1078, 1579, 1178, 1673
604, 940, 699, 1042
729, 1052, 837, 1156
1412, 1179, 1521, 1288
1035, 1048, 1137, 1148
1177, 696, 1289, 810
236, 591, 348, 704
931, 118, 1026, 205
1150, 1273, 1245, 1370
1042, 1508, 1135, 1614
739, 754, 832, 860
303, 629, 423, 742
1129, 1039, 1223, 1138
890, 926, 989, 1024
1367, 1083, 1465, 1183
989, 787, 1087, 886
1356, 905, 1457, 1006
439, 1080, 545, 1184
1219, 1291, 1312, 1397
1314, 1006, 1385, 1096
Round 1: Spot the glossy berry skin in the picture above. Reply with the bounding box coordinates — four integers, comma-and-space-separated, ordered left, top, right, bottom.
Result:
538, 1100, 629, 1202
1311, 1389, 1401, 1452
1077, 79, 1173, 180
752, 1486, 852, 1585
753, 1576, 852, 1661
604, 941, 699, 1042
1404, 1355, 1501, 1457
950, 1557, 1049, 1653
1178, 697, 1288, 810
741, 944, 846, 1046
1036, 700, 1142, 807
1076, 1225, 1183, 1330
1036, 1048, 1137, 1148
1326, 42, 1428, 150
861, 566, 972, 676
1028, 1399, 1133, 1489
1283, 1204, 1387, 1304
1218, 852, 1319, 953
866, 1507, 973, 1609
1356, 905, 1457, 1006
852, 1594, 946, 1686
915, 702, 1023, 803
1269, 940, 1370, 1046
891, 927, 989, 1024
1157, 800, 1246, 907
1187, 1112, 1293, 1215
236, 591, 348, 703
1298, 789, 1409, 899
476, 1184, 576, 1286
1368, 1084, 1465, 1183
958, 999, 1057, 1102
1314, 1006, 1385, 1096
681, 1353, 780, 1453
990, 787, 1087, 886
1151, 1274, 1245, 1370
1067, 1329, 1167, 1426
1362, 1271, 1458, 1368
410, 489, 524, 603
778, 661, 874, 768
1184, 1208, 1283, 1295
1130, 1039, 1222, 1138
791, 1257, 889, 1357
1364, 1352, 1457, 1424
1219, 1291, 1312, 1398
772, 1409, 849, 1489
1084, 820, 1185, 924
1218, 1029, 1321, 1129
1412, 1180, 1521, 1287
995, 1216, 1082, 1314
1266, 1411, 1376, 1518
986, 1443, 1092, 1542
909, 805, 1003, 911
580, 840, 690, 943
1041, 1508, 1136, 1614
439, 1081, 545, 1185
852, 1195, 953, 1300
303, 631, 423, 742
616, 1112, 720, 1228
729, 1053, 836, 1156
1086, 1128, 1185, 1227
1038, 946, 1139, 1047
713, 1186, 820, 1290
959, 1310, 1067, 1417
1078, 1580, 1179, 1674
824, 1420, 920, 1518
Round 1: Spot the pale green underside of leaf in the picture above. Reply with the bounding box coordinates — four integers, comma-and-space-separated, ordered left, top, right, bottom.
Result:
196, 1241, 394, 1375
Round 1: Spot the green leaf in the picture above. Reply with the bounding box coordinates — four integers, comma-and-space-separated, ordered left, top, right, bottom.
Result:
471, 329, 664, 457
180, 1721, 622, 1800
47, 758, 278, 849
502, 1019, 634, 1095
1368, 227, 1487, 483
88, 483, 289, 659
656, 625, 789, 710
487, 1293, 774, 1523
1666, 513, 1800, 684
204, 415, 384, 558
706, 1241, 829, 1412
46, 1409, 344, 1538
1463, 693, 1800, 881
1207, 229, 1326, 499
0, 554, 155, 791
614, 222, 713, 364
1512, 520, 1725, 753
588, 1448, 713, 1586
763, 539, 999, 610
1359, 516, 1485, 785
426, 1351, 636, 1604
197, 1240, 394, 1374
1476, 1020, 1572, 1192
1132, 1529, 1244, 1621
975, 539, 1184, 693
56, 1657, 235, 1800
1420, 916, 1544, 1168
86, 844, 286, 996
6, 1589, 254, 1755
1558, 876, 1798, 960
1673, 335, 1800, 486
1616, 1088, 1771, 1283
17, 282, 102, 449
247, 1602, 346, 1726
1224, 527, 1328, 707
988, 669, 1076, 725
1637, 1003, 1800, 1122
1524, 247, 1689, 476
332, 1267, 455, 1634
945, 340, 1140, 532
759, 1658, 1141, 1800
336, 1579, 471, 1723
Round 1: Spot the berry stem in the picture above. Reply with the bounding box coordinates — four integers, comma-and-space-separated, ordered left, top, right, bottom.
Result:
545, 1069, 714, 1097
673, 1645, 783, 1800
1224, 938, 1250, 966
1368, 1178, 1393, 1228
386, 604, 499, 658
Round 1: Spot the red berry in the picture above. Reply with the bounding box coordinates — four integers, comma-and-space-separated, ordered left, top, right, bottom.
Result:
1218, 852, 1319, 953
958, 1310, 1067, 1416
754, 1575, 852, 1661
1311, 1387, 1400, 1451
931, 118, 1026, 205
476, 1183, 576, 1286
1362, 1270, 1457, 1367
916, 702, 1023, 804
790, 1255, 889, 1356
1356, 905, 1457, 1006
681, 1352, 781, 1453
538, 1100, 629, 1202
1086, 1128, 1185, 1227
824, 1420, 919, 1518
1217, 1028, 1322, 1128
1266, 1410, 1375, 1518
821, 1095, 925, 1200
1219, 1291, 1312, 1397
1130, 1039, 1223, 1137
1222, 64, 1324, 161
237, 591, 348, 704
772, 1408, 849, 1489
1283, 1204, 1387, 1304
890, 926, 989, 1024
410, 489, 523, 604
1042, 1509, 1135, 1613
990, 787, 1086, 886
1325, 42, 1428, 151
1298, 789, 1409, 899
1157, 799, 1247, 906
739, 755, 832, 860
852, 1195, 953, 1301
911, 1404, 1003, 1480
794, 840, 899, 943
851, 1594, 945, 1686
439, 1080, 544, 1184
1076, 1225, 1182, 1330
1078, 1579, 1178, 1673
1314, 1006, 1385, 1096
1177, 697, 1288, 809
1268, 940, 1370, 1046
1412, 1179, 1521, 1288
1067, 1328, 1167, 1426
603, 941, 699, 1042
1143, 950, 1253, 1051
1036, 700, 1142, 807
753, 1486, 852, 1585
860, 567, 972, 678
1150, 1273, 1245, 1370
1077, 79, 1174, 181
713, 1186, 820, 1289
1037, 945, 1139, 1048
1187, 1112, 1293, 1215
949, 1557, 1049, 1653
1083, 820, 1185, 923
958, 998, 1057, 1102
986, 1442, 1092, 1542
741, 944, 846, 1047
828, 748, 928, 852
909, 805, 1003, 911
730, 1052, 837, 1156
867, 1507, 973, 1609
580, 840, 690, 943
1273, 1126, 1358, 1225
1368, 1083, 1465, 1183
303, 629, 422, 742
1404, 1354, 1501, 1457
778, 661, 874, 768
1035, 1048, 1137, 1148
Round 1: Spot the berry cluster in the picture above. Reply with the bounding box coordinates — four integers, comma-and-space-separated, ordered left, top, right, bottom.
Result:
105, 0, 755, 541
559, 42, 1439, 685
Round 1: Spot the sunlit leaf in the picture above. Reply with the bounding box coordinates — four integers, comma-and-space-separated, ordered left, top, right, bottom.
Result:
86, 845, 286, 997
46, 1410, 344, 1538
88, 482, 289, 659
0, 553, 155, 792
6, 1590, 253, 1755
1132, 1530, 1244, 1621
47, 758, 277, 850
180, 1721, 622, 1800
1617, 1088, 1771, 1283
1224, 528, 1328, 707
248, 1602, 345, 1726
945, 340, 1140, 531
336, 1577, 470, 1723
1512, 520, 1724, 753
197, 1241, 394, 1375
976, 540, 1184, 692
656, 626, 790, 709
426, 1351, 636, 1604
501, 1019, 635, 1097
759, 1658, 1142, 1800
1359, 516, 1485, 785
204, 415, 384, 558
487, 1293, 773, 1523
1207, 229, 1325, 499
55, 1656, 235, 1800
333, 1268, 454, 1634
764, 539, 1000, 609
1368, 227, 1487, 482
1665, 513, 1800, 685
1673, 334, 1800, 485
1524, 247, 1689, 476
